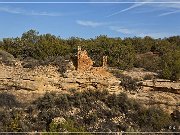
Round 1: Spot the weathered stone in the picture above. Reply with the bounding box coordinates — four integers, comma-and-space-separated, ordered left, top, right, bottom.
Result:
86, 85, 96, 90
63, 78, 77, 83
61, 82, 79, 90
77, 46, 93, 71
0, 46, 121, 97
142, 80, 180, 94
0, 62, 62, 91
102, 56, 108, 68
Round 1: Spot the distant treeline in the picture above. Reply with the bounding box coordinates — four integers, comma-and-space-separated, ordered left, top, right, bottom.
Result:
0, 30, 180, 80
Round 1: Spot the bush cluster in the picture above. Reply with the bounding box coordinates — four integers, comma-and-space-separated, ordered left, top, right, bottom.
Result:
0, 30, 179, 80
0, 90, 178, 132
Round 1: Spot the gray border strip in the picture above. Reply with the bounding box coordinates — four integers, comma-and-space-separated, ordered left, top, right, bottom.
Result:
0, 132, 179, 134
0, 1, 180, 4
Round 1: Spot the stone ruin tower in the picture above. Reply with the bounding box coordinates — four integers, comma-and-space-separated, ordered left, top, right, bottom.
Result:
77, 46, 108, 71
77, 46, 93, 71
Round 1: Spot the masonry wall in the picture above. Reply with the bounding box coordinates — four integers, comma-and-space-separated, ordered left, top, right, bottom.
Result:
77, 48, 93, 71
77, 46, 107, 71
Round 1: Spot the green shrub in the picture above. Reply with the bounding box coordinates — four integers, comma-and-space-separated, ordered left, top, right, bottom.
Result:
120, 75, 142, 91
143, 74, 154, 80
84, 112, 98, 125
55, 94, 71, 110
69, 88, 77, 93
131, 107, 172, 131
49, 119, 88, 134
0, 50, 15, 66
160, 50, 180, 81
34, 92, 56, 110
22, 57, 40, 68
134, 52, 161, 72
0, 89, 176, 132
171, 110, 180, 123
0, 93, 21, 108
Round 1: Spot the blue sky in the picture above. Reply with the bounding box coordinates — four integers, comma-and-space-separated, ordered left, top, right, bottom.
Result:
0, 0, 180, 39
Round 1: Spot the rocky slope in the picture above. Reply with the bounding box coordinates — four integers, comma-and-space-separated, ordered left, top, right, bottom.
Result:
0, 61, 121, 103
120, 68, 180, 113
0, 60, 180, 113
0, 60, 179, 132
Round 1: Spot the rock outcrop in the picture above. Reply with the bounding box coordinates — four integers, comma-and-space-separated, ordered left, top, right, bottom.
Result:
0, 62, 61, 92
142, 79, 180, 94
62, 67, 121, 93
120, 68, 180, 113
0, 57, 121, 101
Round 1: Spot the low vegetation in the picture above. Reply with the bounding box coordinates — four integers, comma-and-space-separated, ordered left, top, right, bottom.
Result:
0, 50, 15, 66
0, 90, 179, 132
111, 70, 142, 92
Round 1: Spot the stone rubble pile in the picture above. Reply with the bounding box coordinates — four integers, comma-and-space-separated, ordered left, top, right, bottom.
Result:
0, 46, 122, 93
62, 68, 121, 93
0, 61, 121, 93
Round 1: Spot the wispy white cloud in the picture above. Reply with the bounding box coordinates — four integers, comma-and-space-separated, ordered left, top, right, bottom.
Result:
150, 0, 180, 9
155, 2, 180, 16
76, 19, 175, 38
109, 25, 175, 38
107, 0, 180, 17
27, 11, 64, 16
159, 10, 180, 16
106, 0, 152, 17
138, 32, 175, 38
0, 7, 22, 14
107, 3, 144, 17
77, 20, 135, 34
76, 20, 106, 27
136, 0, 180, 16
109, 26, 134, 34
0, 6, 64, 16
